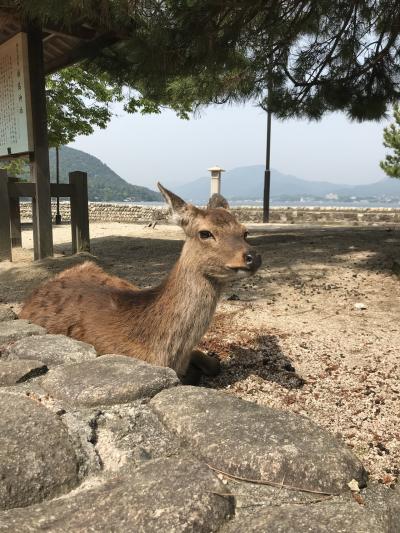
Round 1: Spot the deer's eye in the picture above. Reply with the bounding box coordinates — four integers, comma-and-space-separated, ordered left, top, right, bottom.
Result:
199, 230, 213, 240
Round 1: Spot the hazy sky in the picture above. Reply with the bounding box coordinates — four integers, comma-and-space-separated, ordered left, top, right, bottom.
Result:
71, 102, 392, 191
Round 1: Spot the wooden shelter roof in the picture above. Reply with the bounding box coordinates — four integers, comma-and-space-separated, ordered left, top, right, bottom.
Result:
0, 10, 119, 74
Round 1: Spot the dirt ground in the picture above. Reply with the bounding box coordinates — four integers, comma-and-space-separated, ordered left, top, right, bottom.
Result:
1, 221, 399, 485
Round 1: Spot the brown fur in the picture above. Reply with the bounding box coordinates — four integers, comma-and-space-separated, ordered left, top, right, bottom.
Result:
20, 184, 261, 380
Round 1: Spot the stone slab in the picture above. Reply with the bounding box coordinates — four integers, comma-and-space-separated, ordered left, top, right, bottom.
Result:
150, 386, 367, 494
0, 306, 16, 322
0, 457, 232, 532
5, 334, 97, 366
0, 359, 47, 386
95, 403, 182, 471
361, 484, 400, 533
0, 393, 80, 510
41, 354, 179, 407
0, 320, 45, 347
222, 482, 400, 533
223, 501, 387, 533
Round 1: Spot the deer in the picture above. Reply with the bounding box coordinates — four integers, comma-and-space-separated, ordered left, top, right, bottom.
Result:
20, 184, 262, 384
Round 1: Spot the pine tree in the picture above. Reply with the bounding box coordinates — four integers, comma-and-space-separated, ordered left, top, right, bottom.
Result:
380, 105, 400, 178
93, 0, 400, 121
6, 1, 400, 120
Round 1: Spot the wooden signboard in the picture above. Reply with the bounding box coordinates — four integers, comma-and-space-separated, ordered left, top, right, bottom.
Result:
0, 32, 33, 158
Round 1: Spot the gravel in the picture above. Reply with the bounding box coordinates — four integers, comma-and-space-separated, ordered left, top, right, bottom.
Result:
1, 222, 398, 486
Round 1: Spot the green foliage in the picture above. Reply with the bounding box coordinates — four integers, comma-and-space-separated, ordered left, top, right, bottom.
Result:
5, 0, 133, 31
7, 1, 400, 121
46, 66, 124, 148
380, 105, 400, 179
0, 157, 29, 177
92, 1, 400, 121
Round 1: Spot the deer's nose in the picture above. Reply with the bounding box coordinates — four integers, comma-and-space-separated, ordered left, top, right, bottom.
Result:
244, 252, 262, 270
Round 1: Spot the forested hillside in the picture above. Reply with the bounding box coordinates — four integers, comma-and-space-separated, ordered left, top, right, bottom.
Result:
48, 147, 161, 202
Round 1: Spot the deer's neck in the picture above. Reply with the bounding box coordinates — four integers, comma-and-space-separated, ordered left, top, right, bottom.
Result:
139, 253, 222, 375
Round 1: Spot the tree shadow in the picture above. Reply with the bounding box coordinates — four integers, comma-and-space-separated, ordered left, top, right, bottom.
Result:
1, 225, 399, 306
202, 333, 305, 390
248, 225, 399, 276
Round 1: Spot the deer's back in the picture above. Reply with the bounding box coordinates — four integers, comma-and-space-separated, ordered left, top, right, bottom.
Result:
20, 262, 150, 357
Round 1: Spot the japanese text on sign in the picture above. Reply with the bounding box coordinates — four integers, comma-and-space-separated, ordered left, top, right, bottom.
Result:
0, 33, 33, 157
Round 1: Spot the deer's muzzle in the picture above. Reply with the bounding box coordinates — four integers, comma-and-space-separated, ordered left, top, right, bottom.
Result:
244, 251, 262, 272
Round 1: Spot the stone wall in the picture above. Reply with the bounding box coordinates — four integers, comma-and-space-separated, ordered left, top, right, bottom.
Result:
18, 201, 400, 226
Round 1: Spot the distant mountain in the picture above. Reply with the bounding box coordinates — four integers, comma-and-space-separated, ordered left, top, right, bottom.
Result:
172, 165, 400, 202
48, 146, 161, 202
336, 179, 400, 196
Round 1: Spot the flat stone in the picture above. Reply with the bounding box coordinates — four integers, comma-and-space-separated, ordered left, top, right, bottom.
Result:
223, 501, 387, 533
0, 306, 16, 322
0, 359, 47, 386
0, 320, 45, 347
0, 392, 80, 510
5, 334, 97, 366
0, 457, 232, 532
223, 478, 324, 516
150, 387, 367, 494
41, 354, 179, 407
362, 484, 400, 533
95, 403, 182, 471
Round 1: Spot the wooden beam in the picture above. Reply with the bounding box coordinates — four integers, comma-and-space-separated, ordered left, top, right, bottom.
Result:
8, 182, 36, 197
42, 23, 97, 41
27, 25, 54, 259
0, 170, 12, 261
43, 39, 68, 57
69, 171, 90, 253
6, 182, 74, 198
44, 32, 119, 74
50, 183, 74, 197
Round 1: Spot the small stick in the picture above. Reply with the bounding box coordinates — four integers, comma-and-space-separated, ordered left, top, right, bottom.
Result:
277, 474, 286, 497
238, 496, 334, 509
206, 464, 338, 497
211, 491, 235, 498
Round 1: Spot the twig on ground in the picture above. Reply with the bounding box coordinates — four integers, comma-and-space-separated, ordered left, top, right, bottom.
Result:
276, 307, 314, 317
277, 474, 286, 497
211, 491, 235, 498
206, 464, 338, 497
237, 496, 335, 509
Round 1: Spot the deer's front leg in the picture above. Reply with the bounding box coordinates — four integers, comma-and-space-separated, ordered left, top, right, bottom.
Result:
181, 350, 221, 385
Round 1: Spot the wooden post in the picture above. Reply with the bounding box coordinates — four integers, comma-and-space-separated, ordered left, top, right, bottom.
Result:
9, 178, 22, 247
0, 170, 12, 261
27, 25, 53, 259
55, 146, 62, 224
31, 198, 39, 260
69, 171, 90, 253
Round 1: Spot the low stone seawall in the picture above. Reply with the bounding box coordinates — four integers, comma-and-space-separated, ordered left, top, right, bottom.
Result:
18, 201, 400, 226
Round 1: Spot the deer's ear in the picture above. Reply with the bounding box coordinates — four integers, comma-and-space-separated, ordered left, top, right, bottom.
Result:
158, 182, 198, 226
207, 193, 230, 209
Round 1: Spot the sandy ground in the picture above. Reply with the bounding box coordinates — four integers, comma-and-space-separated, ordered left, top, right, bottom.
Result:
0, 221, 399, 485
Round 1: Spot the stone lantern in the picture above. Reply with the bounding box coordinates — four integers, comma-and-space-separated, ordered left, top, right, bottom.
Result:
208, 166, 225, 197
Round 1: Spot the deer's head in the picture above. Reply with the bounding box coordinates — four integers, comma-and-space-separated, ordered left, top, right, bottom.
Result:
158, 183, 262, 281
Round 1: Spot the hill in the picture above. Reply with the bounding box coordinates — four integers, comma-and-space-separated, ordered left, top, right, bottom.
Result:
172, 165, 400, 203
48, 146, 161, 202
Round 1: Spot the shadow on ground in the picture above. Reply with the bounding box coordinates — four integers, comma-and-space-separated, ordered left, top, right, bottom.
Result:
0, 225, 399, 305
202, 333, 305, 390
